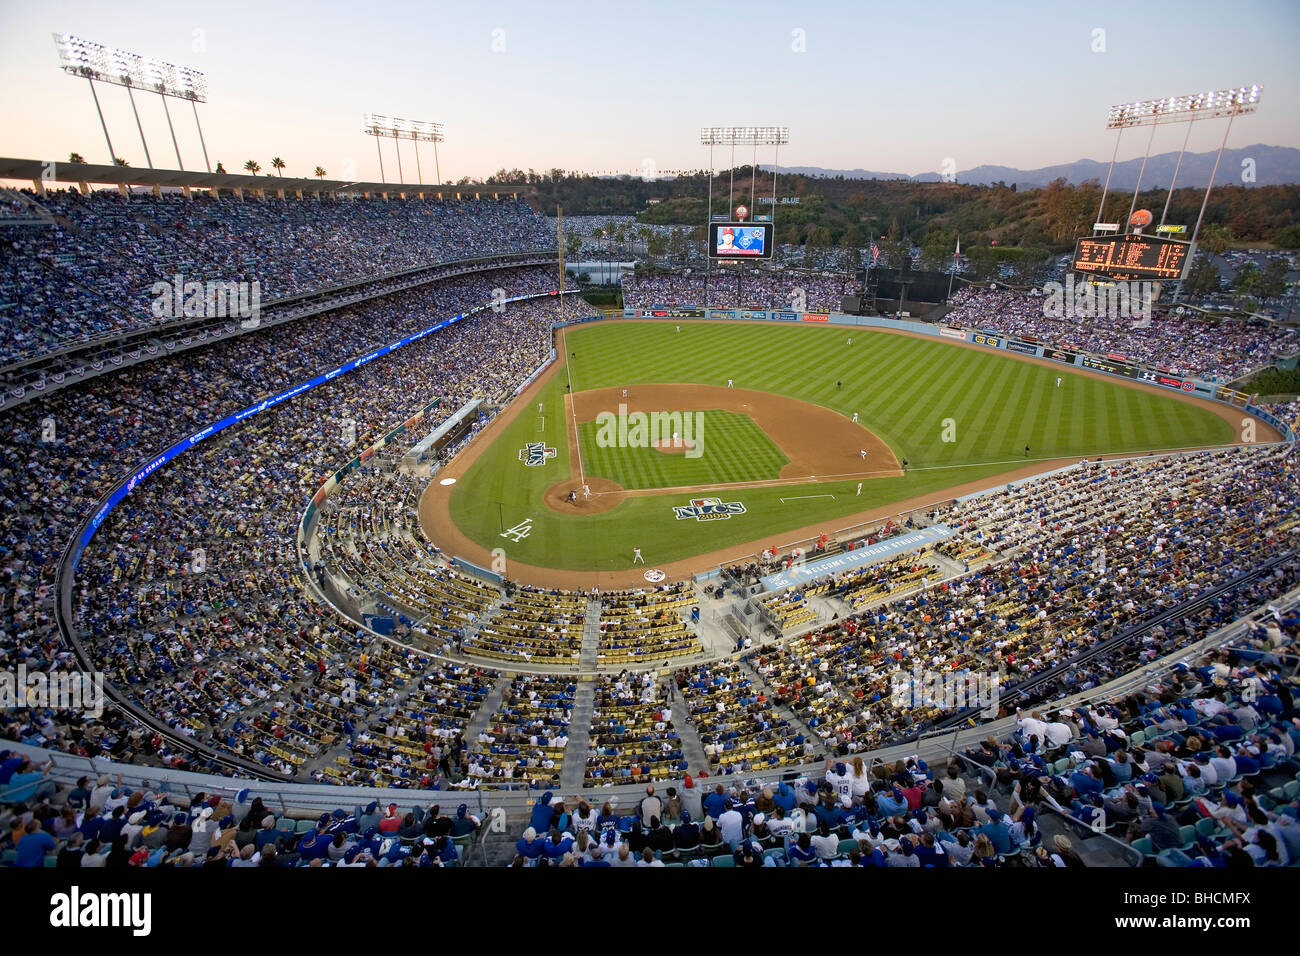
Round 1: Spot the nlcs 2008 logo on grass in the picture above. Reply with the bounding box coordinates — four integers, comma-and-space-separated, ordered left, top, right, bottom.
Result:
673, 497, 746, 521
518, 441, 557, 466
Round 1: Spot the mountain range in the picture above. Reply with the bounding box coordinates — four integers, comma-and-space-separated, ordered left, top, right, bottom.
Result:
773, 144, 1300, 189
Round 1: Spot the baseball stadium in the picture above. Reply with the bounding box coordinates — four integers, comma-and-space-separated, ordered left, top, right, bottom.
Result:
2, 4, 1300, 905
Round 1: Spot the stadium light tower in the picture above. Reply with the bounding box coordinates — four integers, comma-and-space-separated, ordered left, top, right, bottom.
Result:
700, 127, 790, 224
363, 114, 445, 185
1096, 86, 1261, 301
1095, 85, 1262, 234
53, 34, 210, 172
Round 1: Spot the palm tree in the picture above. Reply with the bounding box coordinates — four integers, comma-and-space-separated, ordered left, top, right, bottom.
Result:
243, 160, 261, 176
215, 161, 227, 174
314, 166, 327, 179
271, 157, 285, 176
68, 152, 86, 164
114, 157, 129, 167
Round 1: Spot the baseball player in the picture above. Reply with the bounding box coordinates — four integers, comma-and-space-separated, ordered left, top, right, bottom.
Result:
856, 481, 863, 496
633, 547, 644, 564
622, 387, 628, 398
860, 449, 866, 460
583, 483, 591, 499
727, 379, 734, 388
851, 412, 859, 423
1056, 377, 1062, 388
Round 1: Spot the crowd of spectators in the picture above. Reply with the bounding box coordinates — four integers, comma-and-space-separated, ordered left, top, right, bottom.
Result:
967, 607, 1300, 867
755, 448, 1300, 755
0, 190, 551, 363
0, 264, 568, 780
1, 193, 1297, 850
946, 286, 1298, 381
622, 270, 856, 312
0, 775, 484, 868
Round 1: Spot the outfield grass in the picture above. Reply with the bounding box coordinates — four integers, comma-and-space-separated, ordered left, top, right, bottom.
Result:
577, 408, 789, 490
444, 321, 1237, 572
566, 322, 1234, 466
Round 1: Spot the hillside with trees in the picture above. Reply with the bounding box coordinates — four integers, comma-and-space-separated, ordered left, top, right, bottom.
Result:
488, 166, 1300, 271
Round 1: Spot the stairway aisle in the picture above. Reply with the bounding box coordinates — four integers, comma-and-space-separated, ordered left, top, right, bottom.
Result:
579, 596, 602, 670
559, 680, 596, 793
462, 672, 513, 743
667, 681, 712, 777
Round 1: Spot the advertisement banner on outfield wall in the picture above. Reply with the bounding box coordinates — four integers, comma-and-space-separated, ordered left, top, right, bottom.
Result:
773, 311, 800, 321
969, 332, 1002, 348
1139, 370, 1196, 392
1082, 357, 1139, 378
709, 309, 736, 320
630, 307, 705, 318
1044, 347, 1079, 364
800, 313, 829, 323
1005, 340, 1039, 356
938, 326, 965, 340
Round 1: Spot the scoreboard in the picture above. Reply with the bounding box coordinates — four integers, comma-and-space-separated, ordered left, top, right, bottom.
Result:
1071, 234, 1191, 281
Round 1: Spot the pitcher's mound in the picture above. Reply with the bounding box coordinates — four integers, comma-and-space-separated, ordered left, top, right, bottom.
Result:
652, 436, 696, 454
544, 476, 624, 515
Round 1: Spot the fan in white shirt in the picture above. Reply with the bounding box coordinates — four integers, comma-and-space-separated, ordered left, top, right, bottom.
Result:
824, 760, 854, 808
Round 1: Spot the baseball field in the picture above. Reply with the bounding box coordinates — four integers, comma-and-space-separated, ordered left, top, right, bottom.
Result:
421, 320, 1249, 586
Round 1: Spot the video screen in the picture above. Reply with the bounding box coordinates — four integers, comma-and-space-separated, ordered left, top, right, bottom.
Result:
709, 222, 773, 259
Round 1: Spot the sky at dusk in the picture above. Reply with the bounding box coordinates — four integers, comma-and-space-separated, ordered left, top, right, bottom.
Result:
1, 0, 1296, 184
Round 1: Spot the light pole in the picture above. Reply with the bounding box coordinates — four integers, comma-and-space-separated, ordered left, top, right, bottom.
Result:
54, 34, 208, 172
1101, 86, 1262, 299
364, 114, 445, 187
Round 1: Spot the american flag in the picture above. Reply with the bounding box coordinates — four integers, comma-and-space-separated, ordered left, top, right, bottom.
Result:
869, 241, 880, 265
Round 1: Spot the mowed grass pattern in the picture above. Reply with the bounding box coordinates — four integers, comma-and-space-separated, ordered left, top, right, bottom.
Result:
566, 322, 1234, 465
578, 409, 789, 490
